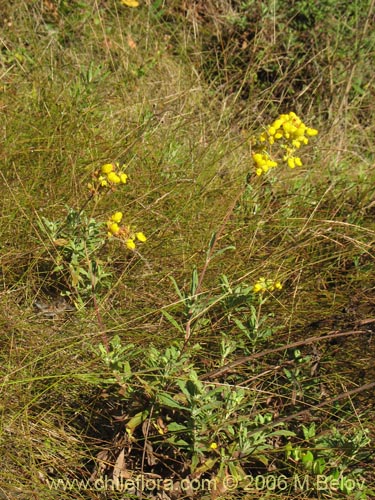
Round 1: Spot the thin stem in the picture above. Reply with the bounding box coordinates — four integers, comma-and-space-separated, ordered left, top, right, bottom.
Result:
201, 328, 368, 380
184, 186, 245, 343
86, 245, 110, 352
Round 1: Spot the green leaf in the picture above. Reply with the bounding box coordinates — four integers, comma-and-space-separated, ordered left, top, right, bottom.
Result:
233, 317, 249, 334
213, 245, 236, 258
228, 461, 247, 479
194, 458, 218, 475
169, 276, 185, 301
191, 453, 200, 473
207, 232, 217, 255
157, 392, 187, 410
166, 436, 190, 448
190, 266, 199, 296
254, 454, 269, 466
161, 310, 184, 334
312, 458, 326, 475
302, 450, 314, 469
167, 422, 188, 432
302, 423, 316, 440
268, 430, 296, 438
126, 410, 149, 437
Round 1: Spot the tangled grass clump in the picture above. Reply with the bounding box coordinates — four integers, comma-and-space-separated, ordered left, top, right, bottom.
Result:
1, 1, 375, 499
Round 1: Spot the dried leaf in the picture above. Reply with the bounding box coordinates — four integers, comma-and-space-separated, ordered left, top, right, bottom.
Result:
156, 416, 168, 435
145, 441, 158, 466
113, 449, 131, 481
127, 35, 137, 50
53, 238, 69, 246
90, 449, 111, 481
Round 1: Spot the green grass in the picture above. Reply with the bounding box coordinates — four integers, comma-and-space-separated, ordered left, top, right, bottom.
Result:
1, 0, 375, 498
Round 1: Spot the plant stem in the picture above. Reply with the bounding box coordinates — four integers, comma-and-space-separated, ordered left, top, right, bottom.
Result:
184, 186, 246, 343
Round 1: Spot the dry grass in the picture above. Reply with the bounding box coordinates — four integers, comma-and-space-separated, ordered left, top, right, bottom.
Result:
1, 0, 375, 498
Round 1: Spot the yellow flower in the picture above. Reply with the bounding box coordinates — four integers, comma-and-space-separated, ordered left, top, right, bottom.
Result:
121, 0, 139, 6
253, 277, 282, 294
108, 222, 120, 235
294, 126, 306, 137
136, 232, 147, 242
268, 126, 276, 136
253, 278, 266, 293
306, 128, 318, 136
111, 212, 123, 223
209, 442, 218, 450
253, 153, 264, 164
283, 122, 293, 135
98, 175, 108, 187
287, 157, 296, 169
101, 163, 114, 174
253, 283, 264, 293
253, 112, 318, 176
125, 238, 136, 250
267, 159, 278, 168
273, 119, 283, 130
119, 172, 128, 184
107, 172, 121, 184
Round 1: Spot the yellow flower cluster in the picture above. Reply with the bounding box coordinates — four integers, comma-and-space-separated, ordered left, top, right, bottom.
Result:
107, 211, 147, 251
89, 163, 128, 195
260, 112, 318, 146
253, 277, 282, 294
253, 112, 318, 176
252, 152, 278, 175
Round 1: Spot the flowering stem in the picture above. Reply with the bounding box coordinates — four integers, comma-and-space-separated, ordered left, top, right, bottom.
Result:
184, 186, 246, 343
85, 245, 109, 352
92, 291, 109, 353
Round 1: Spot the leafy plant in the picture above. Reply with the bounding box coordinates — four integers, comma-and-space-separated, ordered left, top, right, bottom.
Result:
36, 162, 146, 307
38, 208, 110, 303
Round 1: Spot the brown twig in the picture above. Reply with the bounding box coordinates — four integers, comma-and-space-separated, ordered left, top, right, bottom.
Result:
201, 329, 368, 380
199, 327, 374, 438
247, 380, 375, 438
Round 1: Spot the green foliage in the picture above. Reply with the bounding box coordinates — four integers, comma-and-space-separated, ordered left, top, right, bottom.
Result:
37, 207, 111, 303
1, 0, 375, 498
285, 427, 371, 495
93, 258, 372, 495
95, 320, 372, 496
96, 333, 293, 479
